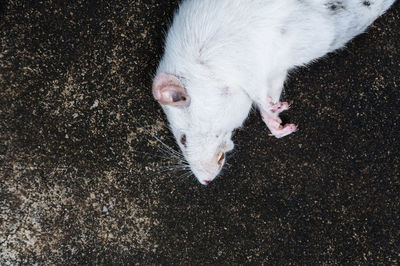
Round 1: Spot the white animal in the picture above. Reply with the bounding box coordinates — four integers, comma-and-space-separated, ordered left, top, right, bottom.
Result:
152, 0, 395, 185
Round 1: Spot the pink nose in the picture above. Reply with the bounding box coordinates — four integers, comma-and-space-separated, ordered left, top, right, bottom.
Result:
204, 180, 211, 185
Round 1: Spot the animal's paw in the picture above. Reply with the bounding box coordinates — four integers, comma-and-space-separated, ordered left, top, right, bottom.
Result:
267, 98, 291, 114
261, 111, 297, 138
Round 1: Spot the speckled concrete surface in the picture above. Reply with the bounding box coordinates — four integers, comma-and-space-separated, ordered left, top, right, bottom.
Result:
1, 0, 399, 264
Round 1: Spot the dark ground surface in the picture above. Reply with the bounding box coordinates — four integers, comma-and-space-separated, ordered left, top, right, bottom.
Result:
1, 0, 399, 264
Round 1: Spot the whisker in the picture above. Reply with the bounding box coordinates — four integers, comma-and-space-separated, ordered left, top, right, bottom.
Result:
130, 150, 180, 161
153, 167, 178, 174
145, 132, 182, 156
134, 121, 194, 180
158, 161, 191, 170
140, 124, 182, 155
176, 170, 194, 180
144, 170, 170, 180
147, 159, 190, 171
144, 165, 182, 177
166, 165, 190, 170
156, 144, 184, 159
157, 164, 188, 171
160, 160, 189, 166
153, 136, 182, 157
144, 165, 192, 181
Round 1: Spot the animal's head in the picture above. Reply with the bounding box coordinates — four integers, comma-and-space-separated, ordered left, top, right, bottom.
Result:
152, 73, 251, 185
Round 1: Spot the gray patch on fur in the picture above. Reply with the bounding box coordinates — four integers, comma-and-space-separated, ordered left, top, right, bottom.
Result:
363, 1, 372, 7
325, 1, 346, 12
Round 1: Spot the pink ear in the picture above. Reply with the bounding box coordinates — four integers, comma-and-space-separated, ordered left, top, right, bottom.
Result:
152, 73, 191, 107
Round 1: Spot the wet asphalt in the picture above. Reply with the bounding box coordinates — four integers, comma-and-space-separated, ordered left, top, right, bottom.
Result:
1, 0, 399, 264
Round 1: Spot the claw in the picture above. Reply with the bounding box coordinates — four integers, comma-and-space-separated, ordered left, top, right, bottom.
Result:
260, 99, 297, 138
268, 101, 290, 114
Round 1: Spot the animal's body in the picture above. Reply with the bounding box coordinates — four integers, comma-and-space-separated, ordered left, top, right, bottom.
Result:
152, 0, 395, 185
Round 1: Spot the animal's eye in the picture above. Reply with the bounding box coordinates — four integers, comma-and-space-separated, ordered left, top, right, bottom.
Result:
217, 152, 225, 168
180, 134, 186, 147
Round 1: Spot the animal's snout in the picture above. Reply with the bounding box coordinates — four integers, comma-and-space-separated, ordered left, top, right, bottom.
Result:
189, 151, 227, 185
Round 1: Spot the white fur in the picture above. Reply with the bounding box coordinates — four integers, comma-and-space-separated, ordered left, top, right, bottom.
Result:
155, 0, 395, 184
